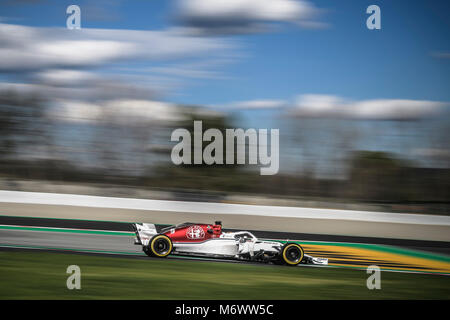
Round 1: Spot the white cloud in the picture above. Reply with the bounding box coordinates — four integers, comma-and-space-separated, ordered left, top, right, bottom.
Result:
0, 22, 236, 103
175, 0, 323, 34
0, 23, 233, 71
102, 99, 186, 123
178, 0, 312, 21
0, 23, 237, 130
48, 100, 103, 123
225, 99, 287, 109
291, 94, 447, 120
47, 99, 185, 124
34, 69, 99, 86
0, 80, 157, 101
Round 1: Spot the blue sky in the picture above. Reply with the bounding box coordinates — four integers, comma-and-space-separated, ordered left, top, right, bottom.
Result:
1, 0, 449, 105
0, 0, 449, 174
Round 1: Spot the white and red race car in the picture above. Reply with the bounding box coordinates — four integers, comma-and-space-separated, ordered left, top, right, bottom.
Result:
132, 221, 328, 266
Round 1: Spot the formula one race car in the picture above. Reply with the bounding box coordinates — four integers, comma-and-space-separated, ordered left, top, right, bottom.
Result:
132, 221, 328, 266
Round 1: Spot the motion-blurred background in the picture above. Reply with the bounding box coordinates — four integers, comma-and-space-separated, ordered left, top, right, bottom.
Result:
0, 0, 449, 214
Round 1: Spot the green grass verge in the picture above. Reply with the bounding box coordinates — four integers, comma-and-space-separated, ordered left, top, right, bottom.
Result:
0, 251, 449, 299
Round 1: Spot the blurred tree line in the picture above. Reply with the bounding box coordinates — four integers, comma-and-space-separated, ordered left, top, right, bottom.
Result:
0, 90, 449, 214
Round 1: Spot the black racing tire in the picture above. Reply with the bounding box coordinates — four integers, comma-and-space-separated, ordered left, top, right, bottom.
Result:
149, 234, 173, 258
280, 243, 304, 266
143, 246, 154, 257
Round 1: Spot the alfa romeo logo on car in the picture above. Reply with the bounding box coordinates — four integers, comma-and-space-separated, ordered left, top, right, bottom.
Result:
186, 225, 205, 239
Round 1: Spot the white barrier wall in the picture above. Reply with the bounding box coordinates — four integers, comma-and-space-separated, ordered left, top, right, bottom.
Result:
0, 190, 448, 226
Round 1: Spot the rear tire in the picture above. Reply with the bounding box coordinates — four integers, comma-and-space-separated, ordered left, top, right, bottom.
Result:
149, 234, 173, 258
143, 246, 154, 257
280, 243, 304, 266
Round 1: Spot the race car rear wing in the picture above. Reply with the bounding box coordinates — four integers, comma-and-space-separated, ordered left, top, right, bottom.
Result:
133, 223, 158, 246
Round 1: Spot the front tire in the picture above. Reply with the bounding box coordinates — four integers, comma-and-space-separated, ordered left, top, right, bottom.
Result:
149, 234, 173, 258
281, 243, 304, 266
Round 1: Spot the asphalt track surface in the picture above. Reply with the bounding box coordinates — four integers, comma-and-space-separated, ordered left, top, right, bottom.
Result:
0, 216, 449, 275
2, 202, 449, 242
